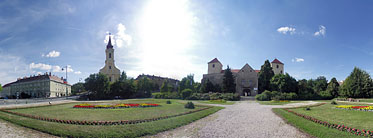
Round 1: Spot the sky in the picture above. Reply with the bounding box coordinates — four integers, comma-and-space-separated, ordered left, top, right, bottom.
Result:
1, 0, 373, 85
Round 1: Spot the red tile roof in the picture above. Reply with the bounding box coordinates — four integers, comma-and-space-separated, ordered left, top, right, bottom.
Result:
3, 74, 69, 87
271, 58, 284, 64
208, 58, 221, 64
255, 70, 260, 73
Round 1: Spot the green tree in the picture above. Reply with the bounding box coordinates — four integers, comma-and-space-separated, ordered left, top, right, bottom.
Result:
135, 76, 153, 98
71, 82, 85, 95
160, 81, 169, 92
119, 71, 127, 82
200, 79, 215, 93
222, 66, 236, 93
178, 74, 195, 92
270, 73, 297, 93
84, 73, 110, 99
297, 79, 315, 99
326, 77, 340, 98
0, 83, 2, 92
110, 79, 136, 99
340, 67, 373, 98
313, 76, 328, 94
258, 60, 274, 93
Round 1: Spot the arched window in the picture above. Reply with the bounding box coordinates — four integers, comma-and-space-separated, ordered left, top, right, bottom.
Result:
109, 66, 111, 69
212, 64, 215, 68
276, 65, 279, 68
109, 53, 112, 58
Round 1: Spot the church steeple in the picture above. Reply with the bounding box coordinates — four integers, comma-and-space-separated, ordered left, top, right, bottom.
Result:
107, 33, 113, 49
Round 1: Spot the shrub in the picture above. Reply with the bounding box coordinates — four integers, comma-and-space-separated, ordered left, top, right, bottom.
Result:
305, 106, 311, 111
279, 92, 297, 100
319, 91, 333, 100
331, 100, 337, 105
181, 89, 193, 100
166, 100, 171, 104
221, 93, 241, 101
184, 102, 195, 109
209, 93, 222, 100
152, 92, 165, 99
255, 92, 270, 101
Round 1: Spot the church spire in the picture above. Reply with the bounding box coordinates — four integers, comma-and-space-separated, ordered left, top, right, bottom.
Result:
107, 33, 113, 49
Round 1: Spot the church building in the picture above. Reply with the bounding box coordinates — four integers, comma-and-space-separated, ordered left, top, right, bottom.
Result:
99, 35, 120, 82
201, 58, 284, 96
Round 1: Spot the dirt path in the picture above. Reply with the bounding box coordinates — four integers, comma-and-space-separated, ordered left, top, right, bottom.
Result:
146, 100, 318, 138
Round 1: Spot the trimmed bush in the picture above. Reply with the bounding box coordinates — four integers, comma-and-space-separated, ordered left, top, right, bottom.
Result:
166, 100, 171, 104
181, 89, 193, 100
184, 102, 195, 109
331, 100, 337, 105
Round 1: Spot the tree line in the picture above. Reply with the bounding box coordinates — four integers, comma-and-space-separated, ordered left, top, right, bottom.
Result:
256, 60, 373, 101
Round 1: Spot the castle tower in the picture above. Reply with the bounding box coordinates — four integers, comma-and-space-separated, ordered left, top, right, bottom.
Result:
99, 34, 120, 82
271, 58, 284, 75
208, 58, 223, 74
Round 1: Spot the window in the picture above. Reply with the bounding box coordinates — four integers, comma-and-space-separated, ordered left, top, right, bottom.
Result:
276, 65, 279, 68
109, 53, 111, 58
212, 64, 215, 68
281, 70, 283, 74
109, 76, 112, 81
109, 66, 111, 69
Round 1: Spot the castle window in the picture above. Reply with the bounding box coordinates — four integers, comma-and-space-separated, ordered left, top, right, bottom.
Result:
109, 53, 111, 58
212, 64, 215, 68
281, 70, 283, 74
109, 66, 111, 69
276, 65, 279, 68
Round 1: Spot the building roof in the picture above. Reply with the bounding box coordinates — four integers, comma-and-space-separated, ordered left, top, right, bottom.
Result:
3, 73, 70, 87
271, 58, 284, 64
255, 70, 260, 73
208, 58, 221, 64
106, 35, 114, 49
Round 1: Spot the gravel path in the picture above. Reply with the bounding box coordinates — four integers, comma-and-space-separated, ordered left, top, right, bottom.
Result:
146, 100, 318, 138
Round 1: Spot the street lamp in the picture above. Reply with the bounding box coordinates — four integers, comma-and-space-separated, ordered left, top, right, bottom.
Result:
61, 66, 68, 99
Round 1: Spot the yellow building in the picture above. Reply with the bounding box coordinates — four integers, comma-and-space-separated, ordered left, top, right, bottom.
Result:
99, 35, 120, 82
1, 73, 71, 98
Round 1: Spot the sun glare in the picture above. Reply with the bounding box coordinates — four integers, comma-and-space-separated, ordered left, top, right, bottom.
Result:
135, 0, 199, 79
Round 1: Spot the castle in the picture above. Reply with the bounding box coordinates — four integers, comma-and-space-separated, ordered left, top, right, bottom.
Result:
99, 35, 120, 82
202, 58, 284, 96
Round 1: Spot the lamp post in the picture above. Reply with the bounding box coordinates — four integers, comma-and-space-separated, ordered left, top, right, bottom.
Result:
62, 66, 68, 99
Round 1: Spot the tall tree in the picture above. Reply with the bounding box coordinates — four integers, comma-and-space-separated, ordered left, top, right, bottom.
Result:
326, 77, 340, 98
71, 82, 85, 95
340, 67, 373, 98
160, 80, 169, 92
119, 71, 127, 82
258, 60, 274, 93
178, 74, 195, 92
200, 79, 215, 93
270, 73, 297, 93
313, 76, 328, 93
135, 76, 153, 98
222, 65, 236, 93
0, 83, 2, 92
84, 73, 111, 99
110, 79, 135, 99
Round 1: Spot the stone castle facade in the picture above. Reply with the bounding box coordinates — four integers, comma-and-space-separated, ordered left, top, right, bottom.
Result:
99, 35, 120, 82
202, 58, 284, 96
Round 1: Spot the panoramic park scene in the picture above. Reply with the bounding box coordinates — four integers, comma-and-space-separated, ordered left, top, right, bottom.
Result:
1, 0, 373, 138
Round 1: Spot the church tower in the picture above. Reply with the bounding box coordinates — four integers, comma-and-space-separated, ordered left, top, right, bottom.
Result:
99, 34, 120, 82
271, 58, 284, 75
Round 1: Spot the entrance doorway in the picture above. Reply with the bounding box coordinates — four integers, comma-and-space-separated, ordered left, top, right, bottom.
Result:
243, 89, 251, 96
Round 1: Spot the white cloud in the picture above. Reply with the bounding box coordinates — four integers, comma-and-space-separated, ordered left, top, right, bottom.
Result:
292, 58, 305, 62
43, 50, 60, 58
29, 63, 52, 70
277, 26, 296, 35
103, 23, 132, 48
314, 25, 326, 37
0, 53, 31, 85
52, 65, 73, 73
74, 71, 81, 74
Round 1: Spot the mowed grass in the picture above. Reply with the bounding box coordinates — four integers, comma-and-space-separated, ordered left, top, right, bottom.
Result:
0, 99, 224, 138
9, 99, 203, 121
273, 102, 373, 138
359, 99, 373, 103
273, 108, 362, 138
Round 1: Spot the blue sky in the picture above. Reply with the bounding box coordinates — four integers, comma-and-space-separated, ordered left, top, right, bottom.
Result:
1, 0, 373, 85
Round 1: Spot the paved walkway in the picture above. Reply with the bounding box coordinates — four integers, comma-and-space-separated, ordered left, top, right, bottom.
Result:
146, 100, 318, 138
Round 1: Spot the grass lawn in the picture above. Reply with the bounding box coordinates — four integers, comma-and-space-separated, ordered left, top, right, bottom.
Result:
0, 99, 223, 138
273, 102, 373, 138
257, 100, 301, 105
198, 100, 236, 105
359, 99, 373, 103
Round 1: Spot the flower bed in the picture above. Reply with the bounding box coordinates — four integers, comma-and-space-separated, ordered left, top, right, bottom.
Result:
336, 105, 373, 112
73, 103, 160, 109
284, 103, 373, 137
0, 105, 212, 126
